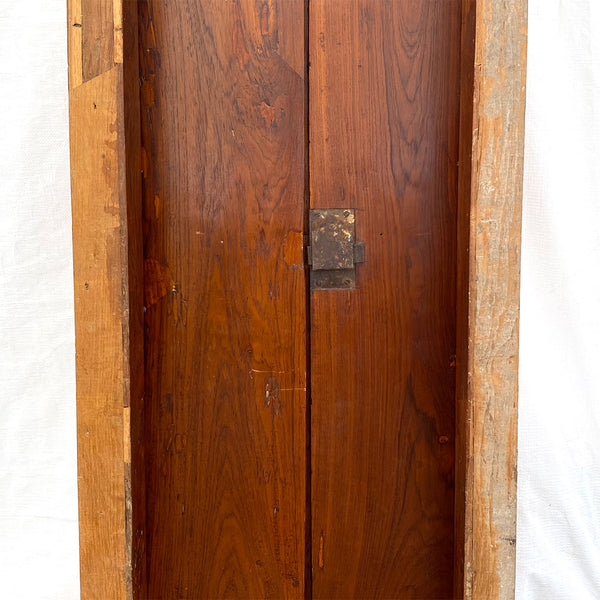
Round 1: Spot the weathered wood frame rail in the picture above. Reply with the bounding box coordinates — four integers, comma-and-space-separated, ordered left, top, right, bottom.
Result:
68, 0, 145, 597
67, 1, 527, 598
454, 1, 528, 598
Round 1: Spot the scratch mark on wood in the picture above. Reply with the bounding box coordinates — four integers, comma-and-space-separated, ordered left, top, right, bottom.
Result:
319, 532, 324, 569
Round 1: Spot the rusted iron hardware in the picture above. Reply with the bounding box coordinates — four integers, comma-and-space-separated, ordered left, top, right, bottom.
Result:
307, 209, 365, 290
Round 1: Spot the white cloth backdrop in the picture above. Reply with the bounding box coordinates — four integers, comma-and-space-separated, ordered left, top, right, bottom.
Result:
0, 1, 79, 599
516, 1, 600, 599
1, 1, 599, 599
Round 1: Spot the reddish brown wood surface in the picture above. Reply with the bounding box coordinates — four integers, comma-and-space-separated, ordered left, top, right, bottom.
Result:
309, 2, 462, 598
121, 1, 146, 595
138, 1, 307, 597
455, 1, 477, 596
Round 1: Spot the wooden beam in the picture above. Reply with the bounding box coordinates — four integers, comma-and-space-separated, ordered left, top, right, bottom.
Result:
457, 1, 528, 598
67, 1, 143, 598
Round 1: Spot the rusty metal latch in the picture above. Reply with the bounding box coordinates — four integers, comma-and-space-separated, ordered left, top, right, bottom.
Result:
307, 209, 365, 290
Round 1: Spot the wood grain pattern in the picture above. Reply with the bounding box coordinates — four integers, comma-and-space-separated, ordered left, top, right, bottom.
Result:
68, 1, 143, 597
67, 1, 527, 596
120, 1, 145, 596
69, 66, 129, 600
454, 1, 477, 597
67, 0, 83, 89
309, 2, 462, 598
462, 1, 528, 599
81, 0, 114, 81
138, 1, 307, 597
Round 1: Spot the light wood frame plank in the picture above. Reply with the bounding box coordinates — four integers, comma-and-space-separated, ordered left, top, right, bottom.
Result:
67, 1, 144, 598
456, 1, 528, 599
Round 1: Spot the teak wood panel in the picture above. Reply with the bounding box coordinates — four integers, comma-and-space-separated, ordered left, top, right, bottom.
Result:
138, 1, 307, 597
309, 2, 461, 598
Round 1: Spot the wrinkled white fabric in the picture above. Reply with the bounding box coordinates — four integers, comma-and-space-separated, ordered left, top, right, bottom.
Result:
516, 1, 600, 599
0, 1, 79, 599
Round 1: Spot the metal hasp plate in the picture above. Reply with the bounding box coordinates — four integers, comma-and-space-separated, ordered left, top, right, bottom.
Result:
307, 209, 365, 290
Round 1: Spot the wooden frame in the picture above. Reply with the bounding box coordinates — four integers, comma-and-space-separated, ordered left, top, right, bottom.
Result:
454, 1, 528, 598
67, 1, 527, 598
68, 1, 144, 597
